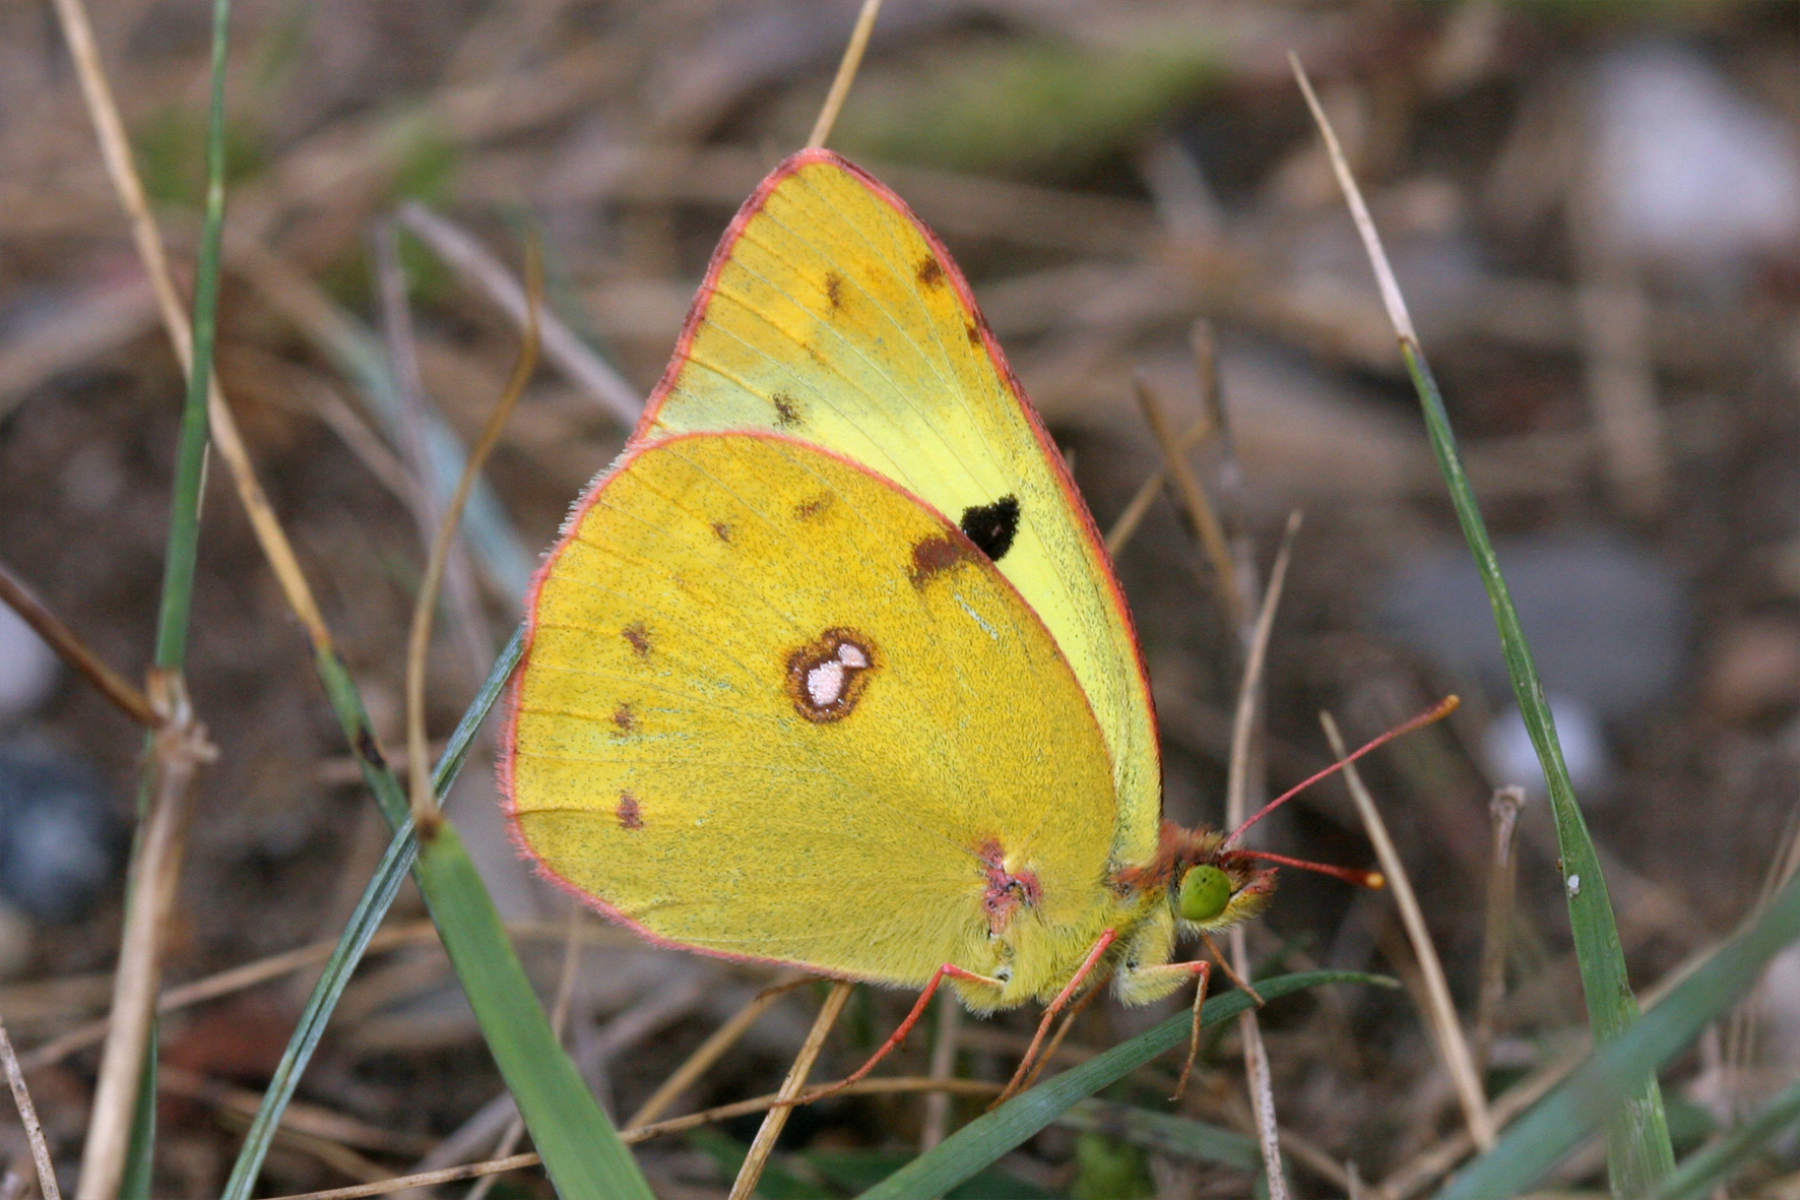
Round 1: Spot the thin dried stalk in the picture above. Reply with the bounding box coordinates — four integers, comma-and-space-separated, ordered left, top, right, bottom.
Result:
394, 203, 641, 425
20, 923, 436, 1072
373, 221, 492, 687
75, 681, 216, 1200
1379, 1047, 1578, 1199
1223, 511, 1302, 1200
919, 991, 963, 1150
1104, 416, 1212, 558
49, 0, 334, 653
1321, 712, 1495, 1150
1474, 787, 1526, 1076
1133, 374, 1244, 631
0, 1017, 60, 1200
262, 1076, 1005, 1200
729, 982, 854, 1200
624, 976, 808, 1131
0, 559, 155, 728
404, 243, 541, 828
805, 0, 883, 149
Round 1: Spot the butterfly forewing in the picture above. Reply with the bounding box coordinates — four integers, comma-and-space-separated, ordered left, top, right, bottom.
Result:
639, 152, 1161, 867
505, 434, 1121, 987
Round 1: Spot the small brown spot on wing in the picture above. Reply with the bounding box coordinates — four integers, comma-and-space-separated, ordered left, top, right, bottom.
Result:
785, 629, 877, 723
917, 255, 945, 288
771, 392, 802, 427
612, 704, 636, 733
622, 622, 651, 657
823, 271, 845, 312
712, 521, 732, 543
616, 791, 643, 830
794, 493, 834, 521
909, 534, 977, 588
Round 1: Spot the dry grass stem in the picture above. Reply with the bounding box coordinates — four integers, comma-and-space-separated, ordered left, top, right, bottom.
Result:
1103, 414, 1212, 557
1235, 1006, 1289, 1200
75, 679, 216, 1200
1277, 1125, 1356, 1193
1475, 786, 1526, 1076
52, 0, 335, 651
805, 0, 883, 150
919, 990, 962, 1150
1289, 55, 1417, 345
0, 559, 156, 728
1223, 510, 1302, 1200
263, 1075, 1008, 1200
395, 203, 641, 425
1379, 1047, 1580, 1198
158, 1067, 435, 1158
1322, 711, 1495, 1149
20, 923, 437, 1072
1133, 374, 1244, 630
263, 1154, 544, 1200
0, 1018, 60, 1200
624, 975, 808, 1130
404, 242, 541, 827
729, 981, 853, 1200
373, 221, 492, 687
0, 281, 155, 422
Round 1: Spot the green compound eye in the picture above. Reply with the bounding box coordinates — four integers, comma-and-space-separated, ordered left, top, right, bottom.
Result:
1177, 864, 1233, 922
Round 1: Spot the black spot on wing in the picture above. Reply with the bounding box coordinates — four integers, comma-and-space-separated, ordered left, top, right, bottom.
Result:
960, 496, 1020, 562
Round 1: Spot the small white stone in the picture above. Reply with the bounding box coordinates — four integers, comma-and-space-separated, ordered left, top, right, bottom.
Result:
1567, 874, 1581, 898
0, 604, 59, 725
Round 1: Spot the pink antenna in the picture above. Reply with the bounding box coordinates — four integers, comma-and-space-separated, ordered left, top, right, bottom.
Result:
1235, 849, 1384, 889
1225, 696, 1459, 847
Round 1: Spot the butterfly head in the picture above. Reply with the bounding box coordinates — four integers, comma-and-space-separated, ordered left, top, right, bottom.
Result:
1169, 834, 1277, 935
1117, 824, 1278, 936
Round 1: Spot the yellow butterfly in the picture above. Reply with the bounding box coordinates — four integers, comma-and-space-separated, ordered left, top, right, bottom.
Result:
499, 150, 1415, 1095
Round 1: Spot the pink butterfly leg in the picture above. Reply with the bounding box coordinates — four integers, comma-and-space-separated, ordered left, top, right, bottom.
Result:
1116, 955, 1214, 1099
790, 962, 1003, 1106
995, 928, 1119, 1105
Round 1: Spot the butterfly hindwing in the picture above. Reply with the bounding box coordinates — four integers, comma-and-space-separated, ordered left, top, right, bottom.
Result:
505, 434, 1121, 986
639, 151, 1161, 867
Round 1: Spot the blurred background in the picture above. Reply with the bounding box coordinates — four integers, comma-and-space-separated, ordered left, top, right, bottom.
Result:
1, 1, 1797, 1195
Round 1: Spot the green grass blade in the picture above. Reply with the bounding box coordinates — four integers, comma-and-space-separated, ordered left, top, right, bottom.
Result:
1056, 1098, 1260, 1167
218, 628, 524, 1198
151, 0, 230, 672
113, 3, 234, 1191
415, 820, 654, 1200
1436, 862, 1800, 1199
856, 970, 1390, 1199
119, 1038, 158, 1200
1647, 1075, 1800, 1200
216, 825, 414, 1200
1401, 338, 1675, 1191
